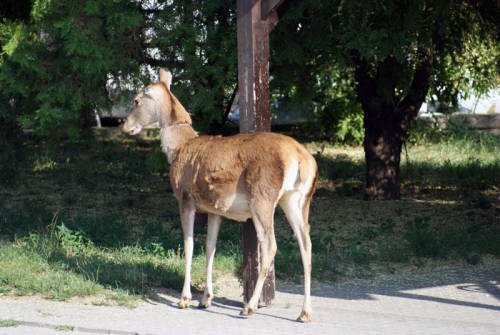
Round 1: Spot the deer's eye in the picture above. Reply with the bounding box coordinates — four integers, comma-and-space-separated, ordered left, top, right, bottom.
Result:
134, 99, 139, 106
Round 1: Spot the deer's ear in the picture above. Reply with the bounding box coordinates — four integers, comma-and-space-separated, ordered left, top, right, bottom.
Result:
158, 68, 172, 90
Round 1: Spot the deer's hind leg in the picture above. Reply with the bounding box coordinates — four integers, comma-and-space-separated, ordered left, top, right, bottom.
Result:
279, 190, 313, 322
240, 201, 277, 317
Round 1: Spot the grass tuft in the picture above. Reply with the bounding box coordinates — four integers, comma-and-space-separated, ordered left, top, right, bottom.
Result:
0, 319, 22, 327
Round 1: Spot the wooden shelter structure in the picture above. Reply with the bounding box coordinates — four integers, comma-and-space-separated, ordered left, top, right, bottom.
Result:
237, 0, 297, 306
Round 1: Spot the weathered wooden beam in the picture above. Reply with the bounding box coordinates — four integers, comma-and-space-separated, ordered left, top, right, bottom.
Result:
237, 0, 274, 306
237, 0, 297, 309
261, 0, 286, 19
261, 0, 298, 30
237, 0, 271, 134
261, 0, 285, 31
241, 219, 275, 306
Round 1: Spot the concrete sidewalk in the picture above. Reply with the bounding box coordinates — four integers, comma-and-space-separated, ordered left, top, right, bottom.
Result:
1, 261, 499, 335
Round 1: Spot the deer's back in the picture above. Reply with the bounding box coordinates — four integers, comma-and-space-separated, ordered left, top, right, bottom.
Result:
169, 132, 316, 220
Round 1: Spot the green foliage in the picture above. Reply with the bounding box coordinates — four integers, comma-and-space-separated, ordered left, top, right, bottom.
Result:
147, 0, 238, 130
0, 1, 143, 138
0, 319, 22, 327
0, 0, 239, 137
271, 0, 500, 199
404, 217, 440, 258
312, 71, 365, 144
334, 109, 364, 144
274, 0, 500, 108
404, 119, 500, 189
2, 0, 499, 151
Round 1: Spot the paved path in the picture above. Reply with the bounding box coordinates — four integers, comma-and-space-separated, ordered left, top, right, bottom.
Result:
1, 262, 499, 334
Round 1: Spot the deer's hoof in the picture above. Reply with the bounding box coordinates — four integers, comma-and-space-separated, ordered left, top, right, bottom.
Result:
198, 293, 212, 309
240, 305, 256, 317
178, 297, 191, 309
297, 311, 312, 323
198, 301, 211, 309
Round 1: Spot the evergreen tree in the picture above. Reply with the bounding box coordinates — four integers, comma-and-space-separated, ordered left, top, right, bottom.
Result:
0, 0, 238, 138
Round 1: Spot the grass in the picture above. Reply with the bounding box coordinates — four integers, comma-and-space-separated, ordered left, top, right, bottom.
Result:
1, 123, 499, 303
0, 319, 22, 327
0, 213, 238, 304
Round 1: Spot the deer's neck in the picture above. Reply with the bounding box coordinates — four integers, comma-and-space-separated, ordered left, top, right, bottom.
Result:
160, 124, 197, 164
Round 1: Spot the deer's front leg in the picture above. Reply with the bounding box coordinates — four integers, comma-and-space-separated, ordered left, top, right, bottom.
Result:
199, 214, 222, 308
179, 203, 196, 309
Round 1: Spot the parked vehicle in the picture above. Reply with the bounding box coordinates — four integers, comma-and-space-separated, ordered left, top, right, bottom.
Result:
94, 106, 129, 127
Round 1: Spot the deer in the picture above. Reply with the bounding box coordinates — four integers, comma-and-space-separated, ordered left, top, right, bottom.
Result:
123, 68, 317, 322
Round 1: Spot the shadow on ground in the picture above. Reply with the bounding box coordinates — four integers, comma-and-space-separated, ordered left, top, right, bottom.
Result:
279, 261, 500, 312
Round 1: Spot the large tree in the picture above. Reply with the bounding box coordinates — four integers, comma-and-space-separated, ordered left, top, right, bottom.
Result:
271, 0, 500, 200
0, 0, 240, 189
3, 1, 500, 198
0, 0, 238, 137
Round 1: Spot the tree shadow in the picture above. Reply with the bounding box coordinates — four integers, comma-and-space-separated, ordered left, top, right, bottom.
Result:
279, 263, 500, 312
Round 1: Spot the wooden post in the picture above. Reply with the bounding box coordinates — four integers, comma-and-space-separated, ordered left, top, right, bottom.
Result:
237, 0, 274, 306
237, 0, 271, 133
237, 0, 295, 308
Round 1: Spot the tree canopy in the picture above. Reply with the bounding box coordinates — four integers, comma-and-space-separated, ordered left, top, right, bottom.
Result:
271, 0, 500, 199
2, 0, 500, 197
3, 1, 499, 135
0, 0, 238, 138
273, 0, 500, 106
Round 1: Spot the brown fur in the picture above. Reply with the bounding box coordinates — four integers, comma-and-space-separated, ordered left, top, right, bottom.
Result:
123, 69, 317, 322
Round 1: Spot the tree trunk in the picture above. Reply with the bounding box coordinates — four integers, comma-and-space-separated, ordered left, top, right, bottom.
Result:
363, 111, 404, 200
354, 50, 433, 200
0, 96, 23, 188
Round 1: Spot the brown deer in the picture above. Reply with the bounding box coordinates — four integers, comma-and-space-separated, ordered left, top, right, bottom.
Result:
123, 68, 317, 322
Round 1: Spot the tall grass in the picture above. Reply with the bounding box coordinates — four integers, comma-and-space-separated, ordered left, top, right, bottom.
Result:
0, 240, 102, 300
402, 119, 500, 189
0, 207, 240, 303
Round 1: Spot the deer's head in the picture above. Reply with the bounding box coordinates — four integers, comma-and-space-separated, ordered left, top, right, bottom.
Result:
123, 68, 191, 135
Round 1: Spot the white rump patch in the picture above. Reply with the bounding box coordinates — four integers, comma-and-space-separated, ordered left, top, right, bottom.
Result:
282, 159, 300, 192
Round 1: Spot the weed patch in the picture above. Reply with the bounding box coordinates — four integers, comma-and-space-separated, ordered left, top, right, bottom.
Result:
0, 319, 21, 327
404, 217, 441, 258
0, 204, 241, 302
